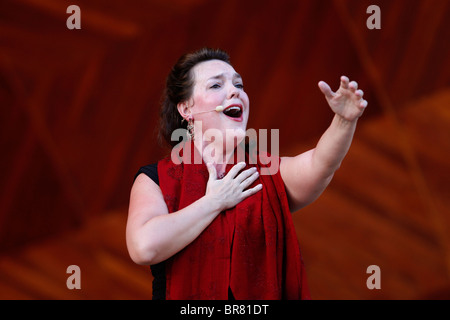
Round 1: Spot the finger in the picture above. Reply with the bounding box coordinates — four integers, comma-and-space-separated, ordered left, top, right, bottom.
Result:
225, 162, 247, 180
235, 166, 258, 184
206, 162, 217, 181
360, 99, 368, 109
318, 81, 334, 100
240, 170, 260, 190
340, 76, 349, 89
349, 81, 358, 92
241, 184, 263, 199
355, 89, 364, 99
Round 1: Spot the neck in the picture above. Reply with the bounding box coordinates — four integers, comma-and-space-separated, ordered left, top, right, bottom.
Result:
193, 137, 240, 178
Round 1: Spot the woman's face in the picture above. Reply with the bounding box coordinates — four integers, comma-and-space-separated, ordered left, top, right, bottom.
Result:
184, 59, 250, 150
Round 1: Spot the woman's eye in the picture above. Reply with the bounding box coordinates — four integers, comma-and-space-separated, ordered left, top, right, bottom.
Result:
209, 82, 243, 89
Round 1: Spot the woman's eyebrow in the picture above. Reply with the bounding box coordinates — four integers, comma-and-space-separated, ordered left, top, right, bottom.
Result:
207, 73, 242, 81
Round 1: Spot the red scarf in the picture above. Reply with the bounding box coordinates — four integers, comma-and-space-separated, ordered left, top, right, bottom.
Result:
157, 143, 310, 300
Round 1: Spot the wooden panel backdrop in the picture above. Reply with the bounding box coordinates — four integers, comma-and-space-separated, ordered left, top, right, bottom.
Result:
0, 0, 449, 299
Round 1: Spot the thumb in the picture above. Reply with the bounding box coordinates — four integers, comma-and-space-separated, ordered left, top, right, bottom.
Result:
206, 162, 217, 181
318, 81, 334, 101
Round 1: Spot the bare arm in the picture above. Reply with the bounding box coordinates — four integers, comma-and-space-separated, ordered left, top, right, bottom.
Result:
126, 162, 262, 265
281, 76, 368, 212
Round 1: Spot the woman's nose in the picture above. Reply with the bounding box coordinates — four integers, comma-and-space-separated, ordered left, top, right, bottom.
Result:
228, 85, 240, 100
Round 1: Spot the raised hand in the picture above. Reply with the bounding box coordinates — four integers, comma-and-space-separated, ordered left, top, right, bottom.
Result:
318, 76, 368, 122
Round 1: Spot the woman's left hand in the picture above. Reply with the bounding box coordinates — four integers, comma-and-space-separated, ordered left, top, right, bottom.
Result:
318, 76, 368, 122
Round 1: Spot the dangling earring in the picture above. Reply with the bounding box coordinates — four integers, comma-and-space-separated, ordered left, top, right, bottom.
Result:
187, 117, 194, 141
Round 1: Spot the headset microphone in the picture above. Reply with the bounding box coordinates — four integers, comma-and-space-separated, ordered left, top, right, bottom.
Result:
192, 105, 224, 115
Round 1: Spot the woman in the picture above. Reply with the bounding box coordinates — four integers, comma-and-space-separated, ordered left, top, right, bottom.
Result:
126, 48, 367, 300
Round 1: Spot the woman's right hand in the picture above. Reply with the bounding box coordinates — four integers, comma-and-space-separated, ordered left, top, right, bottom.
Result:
205, 162, 263, 212
127, 162, 263, 265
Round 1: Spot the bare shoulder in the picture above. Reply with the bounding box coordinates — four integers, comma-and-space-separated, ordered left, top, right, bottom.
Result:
128, 173, 169, 221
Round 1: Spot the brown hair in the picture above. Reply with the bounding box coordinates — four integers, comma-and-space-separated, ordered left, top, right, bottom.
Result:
159, 48, 231, 147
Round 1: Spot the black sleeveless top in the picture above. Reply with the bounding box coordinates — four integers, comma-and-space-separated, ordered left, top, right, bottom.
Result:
135, 163, 166, 300
135, 163, 236, 300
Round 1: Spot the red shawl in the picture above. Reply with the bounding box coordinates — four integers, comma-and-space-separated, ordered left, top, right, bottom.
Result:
157, 143, 310, 300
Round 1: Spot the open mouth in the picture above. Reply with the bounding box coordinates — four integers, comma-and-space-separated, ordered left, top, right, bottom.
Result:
222, 105, 243, 119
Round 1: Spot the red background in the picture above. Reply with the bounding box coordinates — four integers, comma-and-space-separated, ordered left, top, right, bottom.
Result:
1, 0, 449, 299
